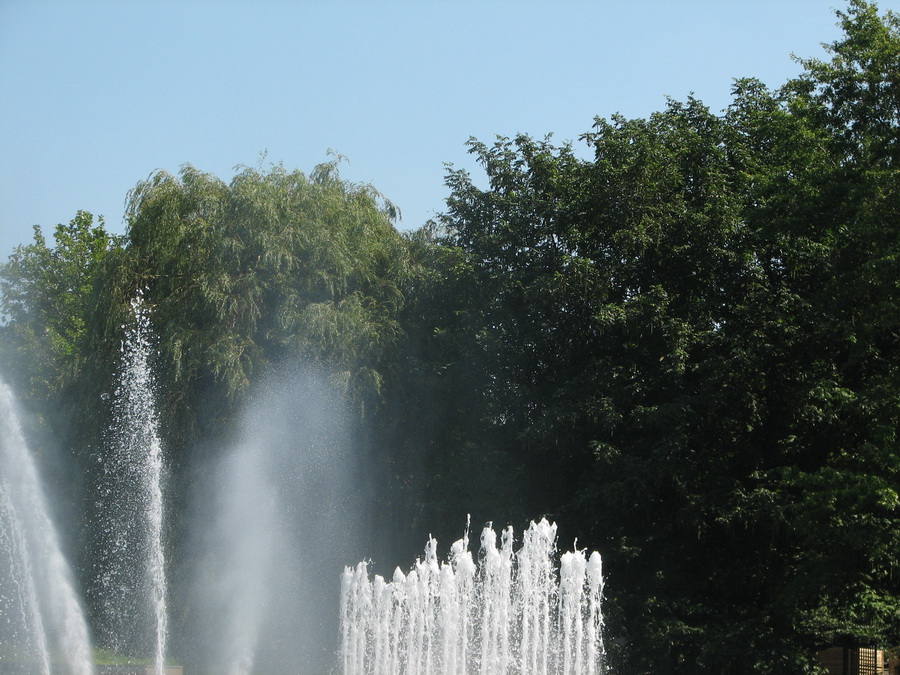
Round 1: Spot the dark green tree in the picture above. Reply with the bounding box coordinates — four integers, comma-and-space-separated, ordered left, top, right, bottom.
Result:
424, 2, 900, 671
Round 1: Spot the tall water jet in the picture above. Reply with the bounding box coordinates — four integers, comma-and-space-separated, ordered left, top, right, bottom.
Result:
95, 294, 167, 672
340, 518, 604, 675
187, 365, 365, 675
0, 377, 94, 675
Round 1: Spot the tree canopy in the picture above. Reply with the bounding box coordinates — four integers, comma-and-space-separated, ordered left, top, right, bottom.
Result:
394, 2, 900, 669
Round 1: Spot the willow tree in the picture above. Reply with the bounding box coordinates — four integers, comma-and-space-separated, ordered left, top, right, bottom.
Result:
86, 157, 409, 460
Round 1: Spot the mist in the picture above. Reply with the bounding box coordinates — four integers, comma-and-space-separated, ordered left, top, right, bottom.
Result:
185, 363, 368, 675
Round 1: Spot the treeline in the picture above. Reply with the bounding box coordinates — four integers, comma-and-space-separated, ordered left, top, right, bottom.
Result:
2, 2, 899, 672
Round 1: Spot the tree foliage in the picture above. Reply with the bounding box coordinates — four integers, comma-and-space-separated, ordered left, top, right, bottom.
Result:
413, 2, 900, 671
0, 210, 120, 426
85, 158, 409, 457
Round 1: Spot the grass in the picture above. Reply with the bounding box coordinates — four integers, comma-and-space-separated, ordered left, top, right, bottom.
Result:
93, 648, 152, 666
92, 648, 180, 667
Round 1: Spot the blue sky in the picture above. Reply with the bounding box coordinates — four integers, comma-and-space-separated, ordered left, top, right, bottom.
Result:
1, 0, 897, 260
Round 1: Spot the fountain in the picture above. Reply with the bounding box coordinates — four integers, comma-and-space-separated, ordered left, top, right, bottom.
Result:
2, 293, 362, 674
186, 365, 365, 675
0, 295, 172, 673
1, 295, 604, 675
94, 294, 168, 673
0, 377, 95, 675
339, 518, 605, 675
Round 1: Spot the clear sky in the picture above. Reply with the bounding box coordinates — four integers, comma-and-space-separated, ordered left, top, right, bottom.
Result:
1, 0, 897, 260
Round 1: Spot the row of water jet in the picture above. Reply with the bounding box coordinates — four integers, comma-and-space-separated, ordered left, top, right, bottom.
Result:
94, 294, 168, 673
0, 377, 94, 675
340, 518, 604, 675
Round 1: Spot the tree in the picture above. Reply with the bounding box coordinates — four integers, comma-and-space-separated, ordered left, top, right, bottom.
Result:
82, 158, 410, 456
426, 3, 900, 671
0, 210, 120, 414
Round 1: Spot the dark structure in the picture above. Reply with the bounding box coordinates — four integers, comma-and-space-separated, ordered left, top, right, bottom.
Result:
817, 647, 894, 675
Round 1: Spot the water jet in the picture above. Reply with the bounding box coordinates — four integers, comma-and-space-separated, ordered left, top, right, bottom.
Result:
0, 377, 94, 675
340, 517, 605, 675
93, 294, 168, 674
